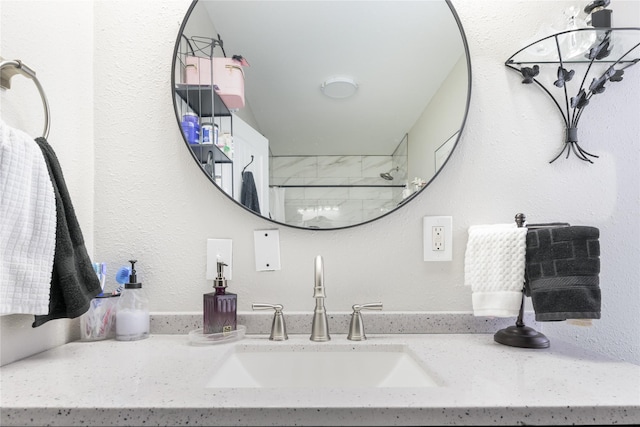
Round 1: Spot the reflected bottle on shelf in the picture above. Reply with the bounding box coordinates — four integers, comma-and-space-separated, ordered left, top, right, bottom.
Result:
181, 112, 200, 145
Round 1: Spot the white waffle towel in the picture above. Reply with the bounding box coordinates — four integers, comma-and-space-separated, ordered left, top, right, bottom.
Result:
464, 223, 527, 317
0, 120, 56, 315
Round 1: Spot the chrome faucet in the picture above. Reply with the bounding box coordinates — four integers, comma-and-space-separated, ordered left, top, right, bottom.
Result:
310, 255, 330, 341
252, 303, 288, 341
347, 302, 383, 341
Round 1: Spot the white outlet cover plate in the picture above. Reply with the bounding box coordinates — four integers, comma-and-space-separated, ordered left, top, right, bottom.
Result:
423, 216, 453, 261
207, 239, 233, 280
254, 229, 281, 271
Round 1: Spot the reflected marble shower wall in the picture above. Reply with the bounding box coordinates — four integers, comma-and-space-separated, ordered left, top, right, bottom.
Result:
270, 155, 408, 228
392, 135, 408, 178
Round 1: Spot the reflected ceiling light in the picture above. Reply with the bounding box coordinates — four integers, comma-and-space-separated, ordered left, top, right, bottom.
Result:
320, 77, 358, 99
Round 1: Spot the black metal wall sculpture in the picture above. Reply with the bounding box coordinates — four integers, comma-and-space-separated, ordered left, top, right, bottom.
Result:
505, 5, 639, 163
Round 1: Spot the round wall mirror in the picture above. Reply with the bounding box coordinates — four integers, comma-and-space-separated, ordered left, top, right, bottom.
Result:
172, 0, 471, 230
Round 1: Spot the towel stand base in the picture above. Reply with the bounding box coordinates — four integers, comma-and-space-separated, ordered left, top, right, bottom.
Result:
494, 324, 550, 349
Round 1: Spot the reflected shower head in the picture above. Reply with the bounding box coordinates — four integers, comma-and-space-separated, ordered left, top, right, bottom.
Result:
380, 166, 399, 181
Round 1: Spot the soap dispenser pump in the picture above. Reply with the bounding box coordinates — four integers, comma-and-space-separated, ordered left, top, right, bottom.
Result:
203, 261, 237, 334
115, 260, 150, 341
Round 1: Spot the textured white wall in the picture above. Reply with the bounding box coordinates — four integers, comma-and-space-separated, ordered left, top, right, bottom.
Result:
1, 0, 638, 366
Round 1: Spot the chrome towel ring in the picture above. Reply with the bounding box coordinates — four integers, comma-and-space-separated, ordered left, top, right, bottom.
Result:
1, 57, 51, 139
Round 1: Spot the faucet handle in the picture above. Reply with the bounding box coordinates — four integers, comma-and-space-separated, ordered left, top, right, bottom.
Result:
347, 302, 383, 341
252, 303, 288, 341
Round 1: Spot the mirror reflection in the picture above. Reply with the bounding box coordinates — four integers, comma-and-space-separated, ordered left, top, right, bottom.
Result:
172, 0, 470, 229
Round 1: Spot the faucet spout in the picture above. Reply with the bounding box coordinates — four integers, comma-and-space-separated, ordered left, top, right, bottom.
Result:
312, 255, 325, 298
310, 255, 330, 342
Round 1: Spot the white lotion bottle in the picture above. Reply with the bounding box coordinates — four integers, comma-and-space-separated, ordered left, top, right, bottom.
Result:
115, 260, 150, 341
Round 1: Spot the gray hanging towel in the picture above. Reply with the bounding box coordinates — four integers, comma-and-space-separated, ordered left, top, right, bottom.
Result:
524, 226, 601, 321
32, 137, 102, 327
241, 171, 261, 214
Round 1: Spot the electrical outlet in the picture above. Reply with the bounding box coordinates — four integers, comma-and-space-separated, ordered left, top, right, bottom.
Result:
423, 216, 453, 261
207, 239, 232, 280
432, 226, 445, 251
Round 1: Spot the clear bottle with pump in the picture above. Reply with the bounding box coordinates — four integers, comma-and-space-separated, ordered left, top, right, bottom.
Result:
115, 260, 150, 341
203, 261, 237, 334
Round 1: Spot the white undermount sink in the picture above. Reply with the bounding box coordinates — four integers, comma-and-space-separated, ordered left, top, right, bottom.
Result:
206, 343, 438, 388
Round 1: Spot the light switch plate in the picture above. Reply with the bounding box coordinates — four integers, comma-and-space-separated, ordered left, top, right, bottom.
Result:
254, 229, 281, 271
207, 239, 232, 280
423, 216, 453, 261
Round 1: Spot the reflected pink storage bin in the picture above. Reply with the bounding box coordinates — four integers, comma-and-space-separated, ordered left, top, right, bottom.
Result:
183, 56, 247, 110
213, 58, 246, 109
184, 56, 212, 85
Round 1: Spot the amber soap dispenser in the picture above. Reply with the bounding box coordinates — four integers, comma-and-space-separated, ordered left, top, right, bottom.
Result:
203, 261, 237, 334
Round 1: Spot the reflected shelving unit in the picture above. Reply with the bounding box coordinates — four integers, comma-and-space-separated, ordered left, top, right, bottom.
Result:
174, 35, 235, 193
505, 27, 639, 163
175, 85, 233, 163
175, 84, 230, 118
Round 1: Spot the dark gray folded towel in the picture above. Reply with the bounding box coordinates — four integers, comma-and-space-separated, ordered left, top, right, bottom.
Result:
32, 137, 101, 328
241, 171, 261, 214
524, 226, 601, 321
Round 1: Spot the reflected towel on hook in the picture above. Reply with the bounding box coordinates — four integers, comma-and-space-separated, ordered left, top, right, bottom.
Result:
464, 223, 527, 317
241, 171, 261, 214
0, 120, 56, 315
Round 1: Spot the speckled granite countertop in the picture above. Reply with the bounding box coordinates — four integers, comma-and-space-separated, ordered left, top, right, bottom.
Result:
2, 321, 639, 426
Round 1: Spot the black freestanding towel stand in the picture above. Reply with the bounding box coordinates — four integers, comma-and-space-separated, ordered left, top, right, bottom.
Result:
493, 213, 569, 349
